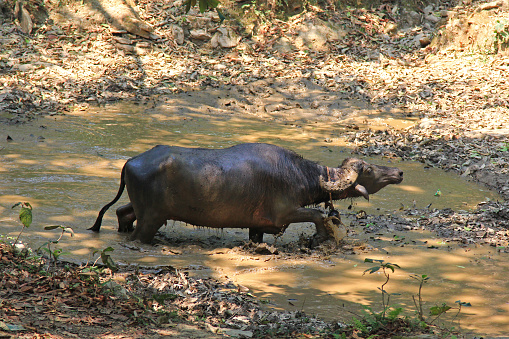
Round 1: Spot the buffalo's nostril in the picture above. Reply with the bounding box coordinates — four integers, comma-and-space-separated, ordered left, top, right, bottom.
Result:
399, 170, 404, 177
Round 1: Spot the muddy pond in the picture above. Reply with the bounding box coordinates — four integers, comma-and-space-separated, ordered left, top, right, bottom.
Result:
1, 93, 507, 337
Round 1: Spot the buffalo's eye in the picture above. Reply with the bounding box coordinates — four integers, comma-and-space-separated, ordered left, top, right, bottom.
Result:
365, 167, 373, 174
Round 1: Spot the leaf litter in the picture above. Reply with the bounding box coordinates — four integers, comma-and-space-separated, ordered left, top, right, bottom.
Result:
0, 242, 340, 338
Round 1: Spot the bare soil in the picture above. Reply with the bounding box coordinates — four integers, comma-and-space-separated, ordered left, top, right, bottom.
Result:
1, 0, 509, 337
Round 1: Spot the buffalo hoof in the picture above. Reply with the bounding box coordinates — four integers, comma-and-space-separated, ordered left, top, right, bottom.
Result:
118, 223, 134, 233
309, 233, 328, 249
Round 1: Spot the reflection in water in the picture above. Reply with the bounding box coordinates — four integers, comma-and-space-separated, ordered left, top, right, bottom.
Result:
0, 101, 505, 336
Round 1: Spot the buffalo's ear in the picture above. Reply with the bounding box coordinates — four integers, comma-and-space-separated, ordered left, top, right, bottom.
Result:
350, 159, 366, 174
340, 158, 365, 174
355, 184, 369, 201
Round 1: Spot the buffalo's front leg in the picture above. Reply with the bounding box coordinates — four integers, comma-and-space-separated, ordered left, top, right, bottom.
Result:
249, 229, 264, 243
278, 208, 328, 247
116, 203, 136, 232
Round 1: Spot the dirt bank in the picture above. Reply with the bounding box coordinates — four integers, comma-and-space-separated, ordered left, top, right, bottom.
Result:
1, 0, 508, 200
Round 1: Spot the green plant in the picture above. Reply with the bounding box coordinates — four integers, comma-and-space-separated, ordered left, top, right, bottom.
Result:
81, 247, 119, 278
184, 0, 225, 23
493, 19, 509, 53
346, 259, 406, 336
152, 293, 178, 304
37, 225, 74, 270
92, 246, 118, 272
352, 261, 470, 337
410, 274, 429, 321
363, 258, 401, 320
499, 142, 509, 152
11, 202, 33, 250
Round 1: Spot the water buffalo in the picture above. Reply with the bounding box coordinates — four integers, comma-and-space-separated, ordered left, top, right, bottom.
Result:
90, 143, 403, 245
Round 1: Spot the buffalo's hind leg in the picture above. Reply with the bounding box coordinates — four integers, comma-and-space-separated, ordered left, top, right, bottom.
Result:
116, 203, 136, 232
130, 214, 165, 244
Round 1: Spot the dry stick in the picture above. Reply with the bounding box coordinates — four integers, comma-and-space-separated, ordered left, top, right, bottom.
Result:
13, 224, 26, 249
412, 279, 425, 321
380, 268, 390, 319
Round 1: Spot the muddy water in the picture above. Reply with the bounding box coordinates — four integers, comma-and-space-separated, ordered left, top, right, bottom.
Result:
0, 99, 505, 336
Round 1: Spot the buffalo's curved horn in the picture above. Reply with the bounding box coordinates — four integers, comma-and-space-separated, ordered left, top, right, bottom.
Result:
319, 169, 359, 193
354, 184, 369, 201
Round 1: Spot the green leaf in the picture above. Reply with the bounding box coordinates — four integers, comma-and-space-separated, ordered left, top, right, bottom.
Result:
44, 225, 62, 230
364, 258, 384, 264
41, 247, 52, 255
101, 251, 118, 272
199, 0, 207, 13
216, 8, 225, 22
0, 321, 26, 331
384, 263, 401, 272
387, 307, 403, 320
455, 300, 472, 307
430, 304, 451, 316
152, 293, 178, 303
184, 0, 196, 13
207, 0, 219, 8
19, 207, 32, 228
363, 266, 381, 275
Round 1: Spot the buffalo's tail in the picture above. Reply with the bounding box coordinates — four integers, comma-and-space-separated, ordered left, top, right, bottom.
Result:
89, 165, 126, 232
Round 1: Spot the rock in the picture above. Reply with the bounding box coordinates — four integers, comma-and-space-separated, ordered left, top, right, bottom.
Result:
102, 281, 129, 299
170, 24, 184, 45
440, 10, 456, 18
254, 243, 278, 255
190, 29, 212, 41
120, 15, 153, 39
424, 14, 440, 24
188, 15, 213, 30
408, 11, 422, 26
367, 49, 380, 60
113, 36, 133, 45
13, 243, 26, 253
17, 63, 35, 72
273, 36, 294, 53
14, 1, 33, 34
413, 33, 425, 47
219, 328, 253, 338
384, 22, 398, 35
423, 5, 434, 15
476, 0, 504, 12
293, 18, 348, 52
211, 27, 241, 48
137, 41, 151, 48
116, 43, 135, 52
